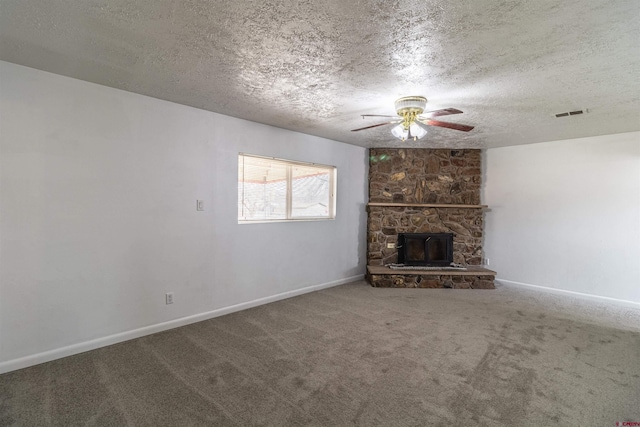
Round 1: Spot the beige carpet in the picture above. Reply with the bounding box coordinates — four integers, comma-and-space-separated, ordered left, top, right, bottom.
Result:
1, 281, 640, 426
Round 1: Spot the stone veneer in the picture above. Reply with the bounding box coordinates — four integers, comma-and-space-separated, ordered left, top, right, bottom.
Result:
368, 206, 483, 266
369, 148, 481, 205
367, 148, 493, 289
368, 273, 495, 289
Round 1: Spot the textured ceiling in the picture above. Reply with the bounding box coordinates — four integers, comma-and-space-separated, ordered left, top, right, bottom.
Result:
1, 0, 639, 148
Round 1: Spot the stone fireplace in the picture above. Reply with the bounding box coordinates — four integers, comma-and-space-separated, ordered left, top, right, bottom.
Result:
366, 148, 495, 289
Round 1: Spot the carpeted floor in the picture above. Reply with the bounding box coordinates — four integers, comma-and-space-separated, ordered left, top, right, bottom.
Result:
1, 280, 640, 426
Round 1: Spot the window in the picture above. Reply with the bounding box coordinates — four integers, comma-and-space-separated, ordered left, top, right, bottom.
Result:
238, 154, 336, 222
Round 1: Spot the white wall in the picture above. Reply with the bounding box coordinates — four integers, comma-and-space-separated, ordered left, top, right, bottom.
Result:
0, 61, 368, 372
484, 132, 640, 305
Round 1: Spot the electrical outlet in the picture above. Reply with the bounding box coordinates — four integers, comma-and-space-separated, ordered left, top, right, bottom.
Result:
485, 258, 490, 266
166, 292, 174, 304
387, 243, 396, 249
196, 200, 204, 211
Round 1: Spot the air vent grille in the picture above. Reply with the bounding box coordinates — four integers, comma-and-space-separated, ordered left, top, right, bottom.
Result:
555, 109, 587, 118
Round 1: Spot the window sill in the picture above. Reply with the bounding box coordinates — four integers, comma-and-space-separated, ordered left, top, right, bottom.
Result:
238, 218, 336, 224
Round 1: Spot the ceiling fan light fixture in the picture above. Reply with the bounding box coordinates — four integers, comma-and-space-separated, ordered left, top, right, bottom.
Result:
391, 123, 427, 141
391, 124, 405, 139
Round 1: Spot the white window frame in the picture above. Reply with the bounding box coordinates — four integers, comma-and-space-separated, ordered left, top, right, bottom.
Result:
238, 153, 337, 223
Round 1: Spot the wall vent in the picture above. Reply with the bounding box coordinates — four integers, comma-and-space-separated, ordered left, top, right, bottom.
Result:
555, 109, 588, 118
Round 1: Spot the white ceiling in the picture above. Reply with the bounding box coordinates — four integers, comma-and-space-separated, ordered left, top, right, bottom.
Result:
1, 0, 639, 149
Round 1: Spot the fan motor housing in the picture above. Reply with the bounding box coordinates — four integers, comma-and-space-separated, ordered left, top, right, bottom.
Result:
395, 96, 427, 116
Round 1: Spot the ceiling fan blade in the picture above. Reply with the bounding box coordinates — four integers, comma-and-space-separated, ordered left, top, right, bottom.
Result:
351, 121, 398, 132
360, 114, 398, 118
420, 108, 463, 118
422, 119, 474, 132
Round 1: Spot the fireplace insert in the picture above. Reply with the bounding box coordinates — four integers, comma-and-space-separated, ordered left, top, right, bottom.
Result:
397, 233, 454, 266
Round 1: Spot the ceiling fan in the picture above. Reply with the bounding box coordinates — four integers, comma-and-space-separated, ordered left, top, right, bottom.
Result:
351, 96, 474, 141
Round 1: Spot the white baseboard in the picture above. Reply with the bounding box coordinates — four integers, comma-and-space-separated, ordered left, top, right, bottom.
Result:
0, 274, 364, 375
498, 279, 640, 310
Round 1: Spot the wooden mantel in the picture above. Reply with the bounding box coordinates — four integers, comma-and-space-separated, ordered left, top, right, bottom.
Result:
367, 202, 488, 209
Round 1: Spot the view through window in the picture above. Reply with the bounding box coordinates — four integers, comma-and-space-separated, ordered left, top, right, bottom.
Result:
238, 154, 336, 222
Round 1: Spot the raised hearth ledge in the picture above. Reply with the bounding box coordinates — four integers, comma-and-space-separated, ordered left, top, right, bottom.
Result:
367, 203, 488, 208
367, 265, 496, 289
367, 265, 496, 276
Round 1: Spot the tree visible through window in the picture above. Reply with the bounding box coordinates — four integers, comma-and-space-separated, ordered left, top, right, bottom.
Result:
238, 154, 336, 222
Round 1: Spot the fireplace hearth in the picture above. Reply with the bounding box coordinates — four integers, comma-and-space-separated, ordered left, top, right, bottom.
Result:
398, 233, 454, 267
